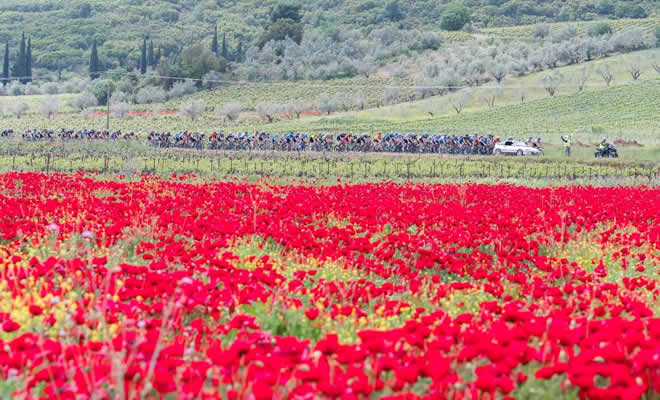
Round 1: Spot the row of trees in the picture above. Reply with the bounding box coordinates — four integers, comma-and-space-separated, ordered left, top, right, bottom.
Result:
82, 18, 658, 89
1, 33, 34, 86
4, 26, 655, 121
138, 37, 163, 75
395, 25, 654, 101
237, 27, 442, 82
3, 53, 658, 122
3, 0, 655, 75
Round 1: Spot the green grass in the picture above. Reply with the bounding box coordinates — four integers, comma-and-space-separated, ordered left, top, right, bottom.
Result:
389, 78, 660, 145
0, 93, 78, 114
161, 77, 417, 110
2, 77, 658, 147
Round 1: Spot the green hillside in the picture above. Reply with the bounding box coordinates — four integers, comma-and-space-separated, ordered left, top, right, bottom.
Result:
232, 77, 660, 143
0, 0, 657, 73
2, 77, 658, 146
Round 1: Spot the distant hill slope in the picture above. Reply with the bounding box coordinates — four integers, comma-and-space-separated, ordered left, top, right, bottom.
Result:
208, 77, 660, 143
0, 0, 657, 73
1, 77, 657, 146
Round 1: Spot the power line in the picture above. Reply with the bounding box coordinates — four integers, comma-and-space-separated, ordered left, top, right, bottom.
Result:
98, 70, 631, 90
0, 70, 648, 90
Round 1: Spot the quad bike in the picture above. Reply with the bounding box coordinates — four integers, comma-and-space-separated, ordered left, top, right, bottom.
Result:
595, 143, 618, 158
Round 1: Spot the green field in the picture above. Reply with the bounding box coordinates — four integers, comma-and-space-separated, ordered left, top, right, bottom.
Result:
2, 77, 657, 147
0, 93, 78, 114
0, 140, 656, 186
162, 77, 417, 110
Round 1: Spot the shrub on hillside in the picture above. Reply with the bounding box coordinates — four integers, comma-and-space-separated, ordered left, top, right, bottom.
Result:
587, 22, 613, 37
614, 3, 647, 19
70, 93, 98, 110
441, 4, 471, 31
532, 23, 551, 38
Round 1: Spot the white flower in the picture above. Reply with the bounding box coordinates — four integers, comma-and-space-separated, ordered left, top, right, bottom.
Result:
50, 296, 61, 305
47, 223, 60, 232
82, 230, 94, 239
179, 277, 193, 285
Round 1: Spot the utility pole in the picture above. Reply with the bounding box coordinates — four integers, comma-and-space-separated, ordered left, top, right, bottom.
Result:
106, 78, 110, 131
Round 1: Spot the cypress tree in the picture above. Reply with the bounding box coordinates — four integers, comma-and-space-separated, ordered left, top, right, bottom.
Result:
89, 39, 99, 79
235, 39, 243, 63
13, 33, 26, 83
26, 37, 32, 83
155, 47, 161, 64
2, 42, 8, 86
221, 32, 229, 60
148, 40, 155, 67
211, 25, 219, 56
140, 38, 147, 74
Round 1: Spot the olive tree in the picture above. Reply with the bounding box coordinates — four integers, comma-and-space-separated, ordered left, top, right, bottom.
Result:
574, 66, 590, 92
41, 82, 60, 95
354, 91, 367, 110
136, 86, 167, 104
111, 91, 132, 104
551, 25, 578, 43
651, 55, 660, 74
532, 23, 551, 39
383, 86, 401, 105
180, 100, 206, 121
215, 102, 243, 122
611, 27, 647, 52
541, 71, 562, 97
488, 59, 509, 84
286, 100, 309, 119
111, 102, 131, 119
356, 55, 378, 78
255, 102, 281, 123
414, 79, 436, 100
8, 102, 28, 118
463, 60, 486, 86
168, 80, 197, 99
480, 86, 502, 109
316, 93, 337, 115
71, 93, 98, 110
202, 71, 223, 89
626, 56, 642, 80
39, 97, 59, 119
596, 62, 614, 86
449, 89, 471, 114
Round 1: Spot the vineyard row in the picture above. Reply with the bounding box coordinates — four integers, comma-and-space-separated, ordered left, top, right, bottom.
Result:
2, 150, 657, 182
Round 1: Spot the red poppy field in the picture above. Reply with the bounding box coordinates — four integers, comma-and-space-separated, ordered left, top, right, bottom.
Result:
0, 172, 658, 400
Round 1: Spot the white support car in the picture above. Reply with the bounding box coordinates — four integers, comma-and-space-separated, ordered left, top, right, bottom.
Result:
493, 139, 543, 156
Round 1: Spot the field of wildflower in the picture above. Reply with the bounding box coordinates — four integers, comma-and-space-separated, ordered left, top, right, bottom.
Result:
0, 172, 658, 399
